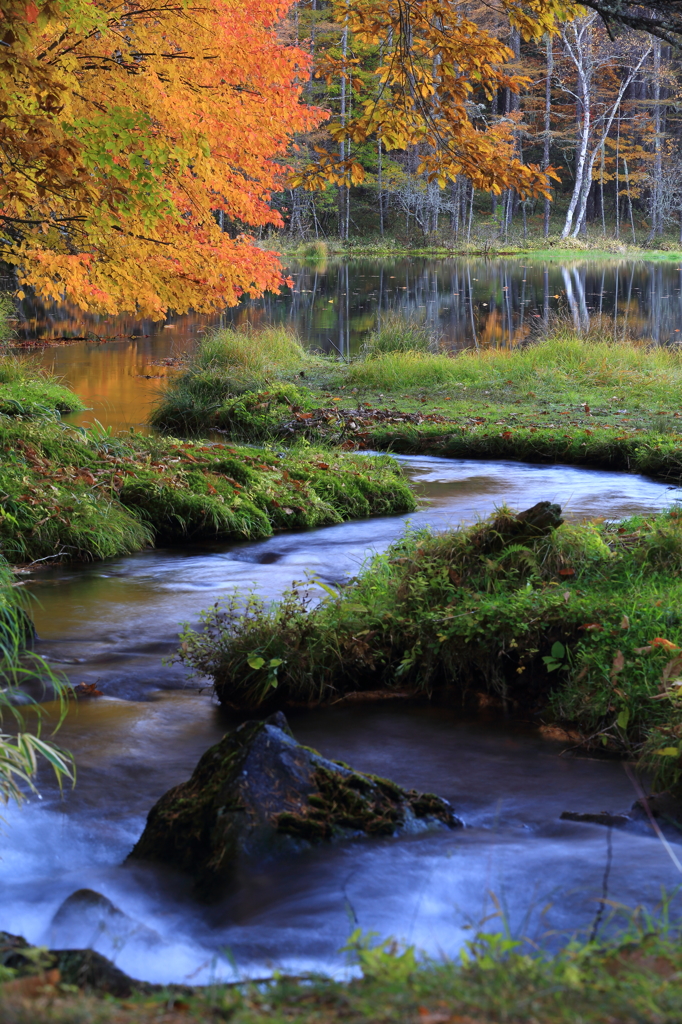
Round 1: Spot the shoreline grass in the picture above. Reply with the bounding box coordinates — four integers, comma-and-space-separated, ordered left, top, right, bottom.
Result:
0, 418, 414, 563
176, 502, 682, 796
0, 358, 85, 419
3, 923, 682, 1023
152, 324, 682, 488
269, 232, 682, 263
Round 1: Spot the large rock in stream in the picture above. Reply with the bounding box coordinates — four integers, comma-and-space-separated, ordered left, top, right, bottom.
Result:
129, 712, 461, 896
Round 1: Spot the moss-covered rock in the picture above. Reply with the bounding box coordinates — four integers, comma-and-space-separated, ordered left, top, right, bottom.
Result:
0, 931, 150, 997
128, 712, 460, 898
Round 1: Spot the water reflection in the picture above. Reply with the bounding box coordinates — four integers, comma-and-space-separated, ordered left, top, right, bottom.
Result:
18, 257, 682, 432
15, 258, 682, 358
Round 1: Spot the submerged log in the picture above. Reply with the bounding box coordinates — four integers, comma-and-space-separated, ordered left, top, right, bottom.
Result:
128, 712, 461, 898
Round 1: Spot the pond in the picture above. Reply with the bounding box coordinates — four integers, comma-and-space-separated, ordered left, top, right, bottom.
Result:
17, 255, 682, 433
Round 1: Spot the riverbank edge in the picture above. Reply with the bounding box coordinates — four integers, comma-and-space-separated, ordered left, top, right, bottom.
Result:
0, 415, 415, 564
3, 927, 682, 1024
366, 423, 682, 485
269, 236, 682, 262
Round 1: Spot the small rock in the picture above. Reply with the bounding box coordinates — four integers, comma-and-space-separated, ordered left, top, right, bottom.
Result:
0, 930, 149, 997
560, 810, 631, 827
50, 888, 161, 957
129, 712, 461, 897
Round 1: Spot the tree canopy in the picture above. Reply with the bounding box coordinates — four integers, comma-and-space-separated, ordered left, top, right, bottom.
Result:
0, 0, 321, 315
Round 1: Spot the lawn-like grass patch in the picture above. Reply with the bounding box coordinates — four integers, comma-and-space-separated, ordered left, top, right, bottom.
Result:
151, 325, 682, 485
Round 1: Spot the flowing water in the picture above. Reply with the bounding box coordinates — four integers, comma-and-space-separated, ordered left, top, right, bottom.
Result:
4, 257, 682, 984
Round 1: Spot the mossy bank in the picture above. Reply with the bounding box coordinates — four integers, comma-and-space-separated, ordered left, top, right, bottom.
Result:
176, 500, 682, 795
3, 927, 682, 1024
0, 359, 414, 564
151, 323, 682, 487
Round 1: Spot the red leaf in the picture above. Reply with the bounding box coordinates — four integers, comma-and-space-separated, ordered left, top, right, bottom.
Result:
25, 2, 38, 22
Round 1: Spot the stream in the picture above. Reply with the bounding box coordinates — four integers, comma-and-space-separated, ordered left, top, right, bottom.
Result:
4, 258, 682, 985
2, 455, 681, 985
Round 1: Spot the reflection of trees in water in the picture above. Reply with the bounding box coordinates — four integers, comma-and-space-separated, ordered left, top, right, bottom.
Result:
237, 258, 682, 354
14, 259, 682, 355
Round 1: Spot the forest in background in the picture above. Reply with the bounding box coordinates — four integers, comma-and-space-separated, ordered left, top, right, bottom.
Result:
276, 3, 682, 246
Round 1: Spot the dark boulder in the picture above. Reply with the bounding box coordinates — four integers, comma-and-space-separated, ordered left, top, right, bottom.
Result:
129, 712, 461, 896
472, 501, 564, 555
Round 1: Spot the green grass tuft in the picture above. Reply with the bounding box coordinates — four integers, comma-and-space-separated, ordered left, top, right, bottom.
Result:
362, 312, 437, 356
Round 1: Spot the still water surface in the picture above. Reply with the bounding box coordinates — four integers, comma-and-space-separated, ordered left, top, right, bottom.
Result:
20, 255, 682, 433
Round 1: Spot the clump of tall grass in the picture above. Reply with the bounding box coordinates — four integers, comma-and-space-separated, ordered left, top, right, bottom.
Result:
0, 357, 85, 417
298, 239, 328, 263
196, 325, 307, 376
362, 312, 439, 357
151, 325, 308, 434
0, 555, 74, 805
349, 332, 682, 401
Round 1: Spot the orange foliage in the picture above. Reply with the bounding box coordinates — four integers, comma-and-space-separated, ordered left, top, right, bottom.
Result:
0, 0, 323, 315
293, 0, 571, 197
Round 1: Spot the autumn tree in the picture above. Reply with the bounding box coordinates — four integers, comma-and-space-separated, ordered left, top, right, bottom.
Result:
0, 0, 322, 316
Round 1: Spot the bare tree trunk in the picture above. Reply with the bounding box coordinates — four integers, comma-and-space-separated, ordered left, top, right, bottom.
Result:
338, 24, 348, 240
467, 181, 474, 243
377, 137, 384, 237
543, 34, 553, 238
615, 113, 621, 239
624, 157, 636, 242
649, 39, 662, 240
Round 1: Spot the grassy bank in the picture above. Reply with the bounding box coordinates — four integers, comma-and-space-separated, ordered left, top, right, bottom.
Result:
0, 358, 85, 419
152, 323, 682, 485
271, 231, 682, 262
3, 927, 682, 1024
176, 502, 682, 792
0, 417, 413, 563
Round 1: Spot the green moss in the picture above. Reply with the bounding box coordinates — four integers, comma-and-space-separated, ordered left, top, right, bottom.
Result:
4, 926, 682, 1024
0, 358, 84, 418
